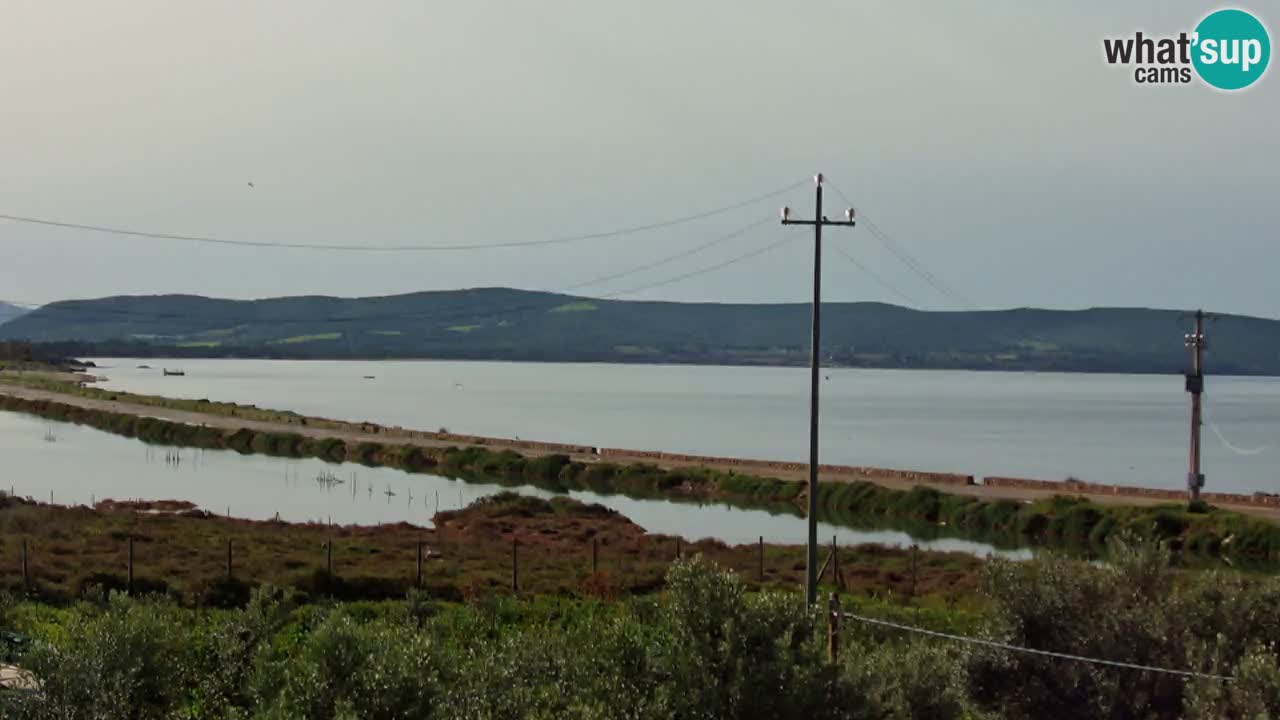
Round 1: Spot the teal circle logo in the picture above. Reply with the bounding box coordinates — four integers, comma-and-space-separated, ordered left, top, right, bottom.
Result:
1192, 9, 1271, 90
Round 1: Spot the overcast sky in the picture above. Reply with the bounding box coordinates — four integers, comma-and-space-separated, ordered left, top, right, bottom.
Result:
1, 1, 1276, 316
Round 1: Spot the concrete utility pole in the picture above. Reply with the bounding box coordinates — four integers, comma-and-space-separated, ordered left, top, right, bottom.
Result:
782, 173, 856, 606
1184, 310, 1209, 502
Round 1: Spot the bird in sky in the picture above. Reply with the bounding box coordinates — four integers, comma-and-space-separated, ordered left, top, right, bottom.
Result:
247, 181, 255, 188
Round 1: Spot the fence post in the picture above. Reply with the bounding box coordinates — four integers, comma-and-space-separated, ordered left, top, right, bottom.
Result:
831, 536, 840, 590
910, 544, 918, 602
827, 593, 841, 664
758, 535, 765, 582
127, 537, 134, 595
416, 538, 423, 588
591, 537, 598, 574
226, 539, 233, 581
675, 537, 681, 560
511, 537, 519, 593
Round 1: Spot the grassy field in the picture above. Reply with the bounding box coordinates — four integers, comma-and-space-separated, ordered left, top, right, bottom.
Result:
0, 491, 985, 610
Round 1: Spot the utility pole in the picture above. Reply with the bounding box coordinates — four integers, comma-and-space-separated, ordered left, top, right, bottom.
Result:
1184, 309, 1209, 502
782, 173, 856, 606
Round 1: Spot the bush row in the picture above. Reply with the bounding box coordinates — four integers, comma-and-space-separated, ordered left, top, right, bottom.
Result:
7, 546, 1280, 719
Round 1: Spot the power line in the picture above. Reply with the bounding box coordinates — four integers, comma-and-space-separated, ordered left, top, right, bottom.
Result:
561, 217, 772, 292
0, 217, 786, 330
600, 229, 801, 298
862, 217, 978, 308
0, 179, 806, 253
827, 183, 977, 308
1204, 412, 1271, 456
841, 611, 1235, 682
828, 242, 921, 307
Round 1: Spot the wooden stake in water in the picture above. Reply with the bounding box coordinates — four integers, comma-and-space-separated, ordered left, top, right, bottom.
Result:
831, 536, 839, 589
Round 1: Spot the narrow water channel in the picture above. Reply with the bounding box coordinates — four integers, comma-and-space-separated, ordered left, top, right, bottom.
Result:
0, 410, 1028, 558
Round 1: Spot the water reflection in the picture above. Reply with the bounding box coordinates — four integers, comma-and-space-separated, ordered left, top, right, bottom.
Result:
0, 410, 1026, 559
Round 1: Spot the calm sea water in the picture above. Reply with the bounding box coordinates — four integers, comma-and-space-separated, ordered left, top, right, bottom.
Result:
91, 359, 1280, 493
0, 409, 1020, 556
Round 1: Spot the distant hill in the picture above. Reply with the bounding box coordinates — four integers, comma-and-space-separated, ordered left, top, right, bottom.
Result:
0, 302, 28, 326
1, 288, 1276, 374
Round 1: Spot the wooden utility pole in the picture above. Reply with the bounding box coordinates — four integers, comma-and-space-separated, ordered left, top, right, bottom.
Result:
782, 173, 857, 606
1184, 310, 1209, 502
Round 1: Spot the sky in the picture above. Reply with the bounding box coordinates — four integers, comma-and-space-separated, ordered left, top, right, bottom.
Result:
0, 1, 1277, 316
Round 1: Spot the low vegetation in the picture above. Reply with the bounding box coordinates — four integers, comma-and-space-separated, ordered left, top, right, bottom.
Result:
3, 542, 1280, 719
0, 491, 985, 608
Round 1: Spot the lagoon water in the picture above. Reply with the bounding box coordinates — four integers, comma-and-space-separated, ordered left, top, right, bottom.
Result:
0, 409, 1022, 556
91, 359, 1280, 493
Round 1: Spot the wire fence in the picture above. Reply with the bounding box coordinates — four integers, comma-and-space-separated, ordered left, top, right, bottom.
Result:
822, 599, 1235, 682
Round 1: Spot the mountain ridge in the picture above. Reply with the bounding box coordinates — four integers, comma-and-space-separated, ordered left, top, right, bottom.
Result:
0, 301, 29, 326
1, 289, 1275, 374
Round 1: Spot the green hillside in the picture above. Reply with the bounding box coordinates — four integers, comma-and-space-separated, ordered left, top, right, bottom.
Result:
1, 288, 1275, 374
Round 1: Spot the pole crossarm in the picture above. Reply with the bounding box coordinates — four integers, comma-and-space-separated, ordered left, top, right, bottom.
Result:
782, 219, 857, 227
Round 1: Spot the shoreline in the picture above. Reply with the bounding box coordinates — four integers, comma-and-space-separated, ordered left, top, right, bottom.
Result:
7, 369, 1278, 520
5, 376, 1280, 561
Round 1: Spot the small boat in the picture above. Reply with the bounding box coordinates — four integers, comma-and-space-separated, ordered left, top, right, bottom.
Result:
363, 375, 376, 380
162, 369, 185, 377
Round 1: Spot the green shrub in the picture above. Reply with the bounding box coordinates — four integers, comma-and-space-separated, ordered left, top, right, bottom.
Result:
349, 442, 385, 465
